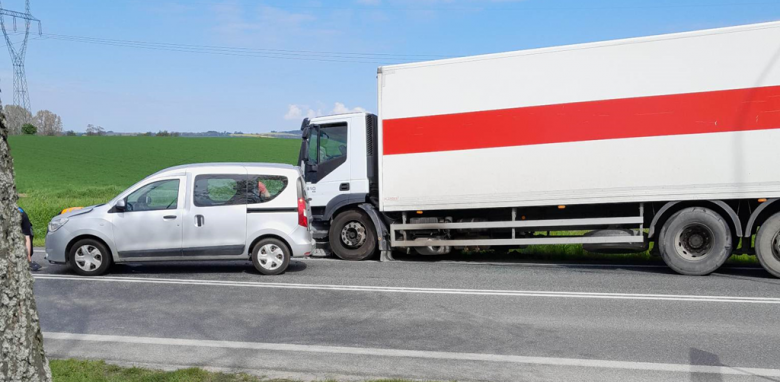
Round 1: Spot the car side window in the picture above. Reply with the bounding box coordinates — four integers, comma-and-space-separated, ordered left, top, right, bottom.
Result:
125, 179, 180, 212
247, 175, 289, 204
194, 175, 248, 207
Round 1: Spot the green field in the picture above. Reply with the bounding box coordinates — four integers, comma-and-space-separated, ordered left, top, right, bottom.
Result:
9, 136, 300, 246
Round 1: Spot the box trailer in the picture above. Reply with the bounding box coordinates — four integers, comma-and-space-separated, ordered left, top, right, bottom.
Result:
298, 21, 780, 277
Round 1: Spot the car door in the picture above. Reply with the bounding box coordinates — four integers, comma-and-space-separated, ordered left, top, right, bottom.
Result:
182, 171, 248, 258
306, 122, 351, 207
112, 177, 185, 259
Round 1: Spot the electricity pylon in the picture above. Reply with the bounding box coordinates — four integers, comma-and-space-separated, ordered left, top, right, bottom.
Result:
0, 0, 41, 112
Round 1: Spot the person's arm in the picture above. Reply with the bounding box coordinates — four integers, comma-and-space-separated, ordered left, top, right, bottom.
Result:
25, 235, 32, 261
257, 181, 271, 199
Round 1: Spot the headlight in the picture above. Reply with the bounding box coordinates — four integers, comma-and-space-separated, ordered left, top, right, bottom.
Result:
48, 218, 69, 233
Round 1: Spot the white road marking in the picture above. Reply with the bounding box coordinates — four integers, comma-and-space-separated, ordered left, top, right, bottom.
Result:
33, 274, 780, 304
33, 247, 763, 270
44, 332, 780, 377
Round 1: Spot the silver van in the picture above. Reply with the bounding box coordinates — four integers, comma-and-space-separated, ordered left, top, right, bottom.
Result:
45, 163, 314, 276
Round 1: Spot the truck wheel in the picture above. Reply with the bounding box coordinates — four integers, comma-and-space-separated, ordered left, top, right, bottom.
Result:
68, 239, 112, 276
754, 212, 780, 278
658, 207, 732, 276
330, 210, 377, 261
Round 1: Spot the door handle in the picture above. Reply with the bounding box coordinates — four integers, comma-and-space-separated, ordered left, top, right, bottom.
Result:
195, 215, 205, 227
340, 183, 350, 191
163, 215, 177, 220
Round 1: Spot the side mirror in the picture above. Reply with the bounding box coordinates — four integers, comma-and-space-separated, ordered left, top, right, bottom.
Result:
115, 199, 126, 212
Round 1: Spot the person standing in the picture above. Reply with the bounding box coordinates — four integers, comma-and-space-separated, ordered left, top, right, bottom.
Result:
19, 207, 40, 271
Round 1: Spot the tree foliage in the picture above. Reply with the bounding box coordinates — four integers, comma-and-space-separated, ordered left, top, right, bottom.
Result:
21, 123, 37, 135
2, 105, 33, 135
85, 124, 105, 136
155, 130, 180, 137
33, 110, 63, 136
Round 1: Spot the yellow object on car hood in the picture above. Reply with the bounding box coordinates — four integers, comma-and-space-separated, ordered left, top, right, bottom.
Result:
60, 207, 84, 215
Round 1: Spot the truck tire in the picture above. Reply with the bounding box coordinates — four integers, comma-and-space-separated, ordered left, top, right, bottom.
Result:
330, 209, 377, 261
754, 212, 780, 278
658, 207, 732, 276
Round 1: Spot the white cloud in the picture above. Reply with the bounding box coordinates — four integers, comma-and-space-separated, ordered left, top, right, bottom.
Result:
284, 104, 304, 120
284, 104, 320, 120
211, 2, 338, 47
284, 102, 366, 120
332, 102, 366, 114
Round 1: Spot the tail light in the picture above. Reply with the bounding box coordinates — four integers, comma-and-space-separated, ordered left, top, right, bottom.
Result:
297, 198, 308, 227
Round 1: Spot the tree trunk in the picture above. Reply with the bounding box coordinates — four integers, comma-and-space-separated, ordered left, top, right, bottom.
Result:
0, 106, 52, 381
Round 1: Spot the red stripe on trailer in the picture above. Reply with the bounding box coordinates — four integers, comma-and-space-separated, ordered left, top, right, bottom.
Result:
382, 85, 780, 155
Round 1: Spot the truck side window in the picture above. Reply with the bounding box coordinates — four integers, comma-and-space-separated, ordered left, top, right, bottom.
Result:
308, 132, 319, 165
126, 179, 180, 212
247, 175, 289, 204
318, 124, 348, 163
194, 175, 248, 207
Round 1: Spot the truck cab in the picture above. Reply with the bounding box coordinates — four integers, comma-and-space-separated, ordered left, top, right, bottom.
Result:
299, 113, 382, 259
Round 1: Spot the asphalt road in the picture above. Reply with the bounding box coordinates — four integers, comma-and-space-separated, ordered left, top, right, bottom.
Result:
31, 249, 780, 382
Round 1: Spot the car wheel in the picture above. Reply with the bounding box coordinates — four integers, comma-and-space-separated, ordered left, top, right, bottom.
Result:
252, 238, 291, 275
754, 212, 780, 278
329, 209, 377, 261
658, 207, 732, 276
68, 239, 112, 276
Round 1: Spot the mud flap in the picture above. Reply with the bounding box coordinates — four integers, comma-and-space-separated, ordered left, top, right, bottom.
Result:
358, 203, 394, 261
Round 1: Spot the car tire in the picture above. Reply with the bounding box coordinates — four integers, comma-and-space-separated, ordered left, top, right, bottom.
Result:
330, 209, 377, 261
68, 239, 112, 276
252, 238, 291, 275
658, 207, 732, 276
754, 212, 780, 278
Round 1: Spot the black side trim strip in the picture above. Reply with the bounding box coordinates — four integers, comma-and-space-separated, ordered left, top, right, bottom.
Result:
118, 248, 183, 258
248, 207, 297, 213
181, 245, 245, 257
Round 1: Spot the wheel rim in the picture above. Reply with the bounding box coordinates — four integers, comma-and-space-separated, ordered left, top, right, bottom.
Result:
674, 224, 714, 261
340, 221, 367, 249
771, 231, 780, 262
257, 244, 285, 270
74, 245, 103, 272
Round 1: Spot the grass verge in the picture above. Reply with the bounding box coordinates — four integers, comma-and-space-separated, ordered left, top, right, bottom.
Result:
51, 359, 425, 382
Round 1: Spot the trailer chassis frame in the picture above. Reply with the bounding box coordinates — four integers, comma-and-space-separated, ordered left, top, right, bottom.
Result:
390, 204, 645, 248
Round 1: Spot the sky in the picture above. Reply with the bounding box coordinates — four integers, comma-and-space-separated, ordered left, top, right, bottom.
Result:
1, 0, 779, 133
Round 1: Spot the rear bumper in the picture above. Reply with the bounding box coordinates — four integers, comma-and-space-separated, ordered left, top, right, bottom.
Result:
288, 226, 315, 257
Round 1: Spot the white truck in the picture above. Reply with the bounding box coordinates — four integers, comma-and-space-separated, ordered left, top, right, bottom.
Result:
298, 21, 780, 277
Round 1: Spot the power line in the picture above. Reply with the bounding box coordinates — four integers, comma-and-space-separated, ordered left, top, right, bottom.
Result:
22, 32, 450, 64
149, 0, 780, 12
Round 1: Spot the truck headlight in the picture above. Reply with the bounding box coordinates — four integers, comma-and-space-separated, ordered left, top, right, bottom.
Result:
48, 218, 69, 233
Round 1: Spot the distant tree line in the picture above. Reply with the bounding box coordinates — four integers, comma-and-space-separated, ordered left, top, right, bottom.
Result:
2, 109, 289, 137
85, 124, 105, 136
3, 105, 64, 136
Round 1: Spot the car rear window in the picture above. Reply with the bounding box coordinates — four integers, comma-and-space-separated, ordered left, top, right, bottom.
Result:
247, 175, 289, 204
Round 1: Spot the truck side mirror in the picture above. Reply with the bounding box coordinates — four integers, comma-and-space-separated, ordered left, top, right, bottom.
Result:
115, 199, 126, 212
